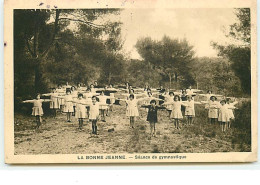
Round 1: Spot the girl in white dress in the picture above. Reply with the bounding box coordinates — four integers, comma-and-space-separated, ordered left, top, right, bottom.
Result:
89, 84, 96, 94
208, 96, 220, 124
98, 91, 112, 122
184, 95, 195, 125
63, 89, 74, 122
42, 88, 59, 118
89, 96, 100, 135
122, 94, 146, 128
225, 98, 238, 129
56, 85, 66, 111
83, 88, 99, 118
74, 93, 88, 131
23, 94, 51, 129
164, 92, 174, 117
218, 100, 229, 132
163, 95, 184, 129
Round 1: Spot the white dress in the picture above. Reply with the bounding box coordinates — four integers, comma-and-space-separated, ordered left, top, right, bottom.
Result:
110, 93, 115, 104
31, 100, 44, 116
98, 96, 109, 110
56, 88, 65, 106
186, 89, 193, 95
90, 88, 96, 93
63, 94, 74, 113
71, 91, 78, 107
185, 100, 195, 117
226, 103, 236, 120
75, 99, 87, 119
126, 99, 139, 117
49, 93, 59, 109
164, 95, 174, 110
218, 104, 230, 122
208, 101, 220, 118
89, 102, 100, 120
170, 101, 183, 119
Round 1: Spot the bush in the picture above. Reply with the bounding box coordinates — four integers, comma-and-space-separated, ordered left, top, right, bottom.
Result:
232, 100, 251, 151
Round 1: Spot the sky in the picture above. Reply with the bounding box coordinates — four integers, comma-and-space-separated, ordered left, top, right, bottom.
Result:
115, 8, 237, 59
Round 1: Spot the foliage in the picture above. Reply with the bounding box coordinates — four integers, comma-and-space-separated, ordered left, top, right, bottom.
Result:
191, 57, 243, 96
212, 8, 251, 95
135, 36, 196, 89
232, 100, 251, 151
14, 9, 126, 100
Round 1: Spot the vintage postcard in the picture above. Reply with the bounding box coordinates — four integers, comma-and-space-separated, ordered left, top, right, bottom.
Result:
4, 0, 257, 163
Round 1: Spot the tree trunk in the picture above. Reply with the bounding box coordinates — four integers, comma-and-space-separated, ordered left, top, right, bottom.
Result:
108, 72, 111, 84
174, 73, 178, 89
34, 59, 45, 94
168, 74, 172, 90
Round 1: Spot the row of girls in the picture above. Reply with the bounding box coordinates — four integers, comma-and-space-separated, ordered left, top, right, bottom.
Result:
22, 82, 115, 134
120, 87, 238, 137
22, 83, 238, 136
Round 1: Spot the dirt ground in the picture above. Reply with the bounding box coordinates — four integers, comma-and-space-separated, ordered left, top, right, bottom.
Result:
14, 103, 250, 155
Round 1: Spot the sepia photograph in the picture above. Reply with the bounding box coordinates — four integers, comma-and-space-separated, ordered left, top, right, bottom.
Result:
4, 0, 257, 163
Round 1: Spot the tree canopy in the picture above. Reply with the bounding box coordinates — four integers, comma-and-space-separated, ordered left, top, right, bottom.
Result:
212, 8, 251, 95
135, 36, 196, 89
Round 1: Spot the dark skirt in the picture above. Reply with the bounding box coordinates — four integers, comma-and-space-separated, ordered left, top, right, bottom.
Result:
147, 110, 158, 123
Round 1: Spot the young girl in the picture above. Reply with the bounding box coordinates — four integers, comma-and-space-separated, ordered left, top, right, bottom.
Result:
56, 84, 65, 111
186, 86, 194, 96
89, 84, 96, 93
164, 92, 174, 117
74, 93, 87, 131
226, 98, 238, 129
218, 100, 229, 132
98, 91, 111, 122
142, 100, 164, 137
164, 95, 184, 130
122, 94, 145, 128
43, 88, 59, 118
88, 96, 100, 135
207, 96, 220, 124
183, 95, 199, 125
63, 89, 74, 122
23, 94, 51, 129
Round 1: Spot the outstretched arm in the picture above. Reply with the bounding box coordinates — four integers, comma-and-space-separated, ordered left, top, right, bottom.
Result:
22, 100, 35, 103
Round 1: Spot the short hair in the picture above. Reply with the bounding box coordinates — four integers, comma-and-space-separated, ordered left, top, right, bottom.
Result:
36, 93, 41, 98
66, 89, 71, 94
169, 92, 174, 95
78, 93, 83, 98
71, 86, 75, 90
129, 94, 135, 99
220, 100, 226, 104
210, 96, 217, 100
174, 95, 180, 101
150, 100, 156, 104
207, 90, 212, 93
92, 96, 97, 100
